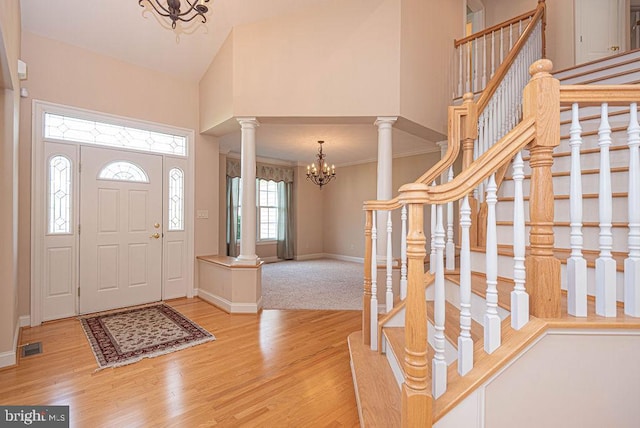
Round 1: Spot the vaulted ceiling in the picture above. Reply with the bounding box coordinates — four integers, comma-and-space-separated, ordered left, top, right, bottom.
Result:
20, 0, 439, 165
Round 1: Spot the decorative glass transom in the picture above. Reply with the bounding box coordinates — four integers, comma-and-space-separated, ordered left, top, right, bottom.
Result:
44, 113, 187, 156
98, 161, 149, 183
168, 168, 184, 231
48, 155, 72, 234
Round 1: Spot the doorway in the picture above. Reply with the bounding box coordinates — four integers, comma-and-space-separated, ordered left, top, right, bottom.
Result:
575, 0, 627, 64
31, 101, 194, 325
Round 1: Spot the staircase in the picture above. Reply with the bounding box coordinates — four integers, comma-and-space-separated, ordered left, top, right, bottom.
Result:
348, 4, 640, 426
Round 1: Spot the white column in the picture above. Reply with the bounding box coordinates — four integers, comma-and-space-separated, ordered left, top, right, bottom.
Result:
375, 117, 397, 262
236, 117, 260, 265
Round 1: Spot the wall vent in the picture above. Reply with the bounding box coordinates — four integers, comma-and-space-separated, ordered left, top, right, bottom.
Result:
21, 342, 42, 358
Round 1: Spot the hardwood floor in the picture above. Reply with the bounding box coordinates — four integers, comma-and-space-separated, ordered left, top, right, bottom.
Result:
0, 298, 362, 427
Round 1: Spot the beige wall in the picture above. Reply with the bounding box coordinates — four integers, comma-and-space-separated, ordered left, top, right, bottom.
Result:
0, 0, 21, 359
199, 31, 234, 133
231, 0, 401, 119
18, 31, 219, 317
295, 166, 325, 258
400, 0, 464, 136
322, 151, 440, 259
482, 0, 575, 71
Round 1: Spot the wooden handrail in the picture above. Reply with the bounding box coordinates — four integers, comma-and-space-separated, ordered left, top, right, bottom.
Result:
454, 8, 538, 48
559, 85, 640, 106
476, 2, 546, 113
397, 118, 535, 206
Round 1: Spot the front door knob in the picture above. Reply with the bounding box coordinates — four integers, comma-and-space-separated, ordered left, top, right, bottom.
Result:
150, 232, 160, 239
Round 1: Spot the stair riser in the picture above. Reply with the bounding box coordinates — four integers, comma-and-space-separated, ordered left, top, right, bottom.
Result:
501, 170, 630, 195
560, 263, 625, 302
442, 279, 510, 323
470, 251, 625, 302
559, 63, 640, 84
554, 50, 640, 80
495, 224, 629, 253
496, 198, 629, 223
521, 148, 631, 175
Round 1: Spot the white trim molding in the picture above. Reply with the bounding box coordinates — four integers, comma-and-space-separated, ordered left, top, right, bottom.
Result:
197, 288, 262, 314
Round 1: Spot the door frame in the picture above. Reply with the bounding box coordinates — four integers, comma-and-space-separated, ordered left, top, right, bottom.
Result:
30, 100, 195, 326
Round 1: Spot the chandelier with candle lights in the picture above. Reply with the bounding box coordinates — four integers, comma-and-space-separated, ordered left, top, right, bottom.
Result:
306, 141, 336, 189
139, 0, 210, 30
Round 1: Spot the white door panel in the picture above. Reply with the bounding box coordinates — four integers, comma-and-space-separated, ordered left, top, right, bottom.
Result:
42, 142, 78, 321
576, 0, 624, 64
79, 146, 163, 314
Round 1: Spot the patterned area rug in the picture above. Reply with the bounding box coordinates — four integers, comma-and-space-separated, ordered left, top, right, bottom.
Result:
79, 303, 215, 370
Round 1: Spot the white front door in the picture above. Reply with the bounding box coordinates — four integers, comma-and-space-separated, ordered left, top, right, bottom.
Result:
576, 0, 625, 64
79, 146, 163, 314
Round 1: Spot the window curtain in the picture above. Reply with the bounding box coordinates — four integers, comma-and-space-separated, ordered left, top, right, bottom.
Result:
226, 157, 295, 259
277, 181, 295, 260
226, 176, 240, 257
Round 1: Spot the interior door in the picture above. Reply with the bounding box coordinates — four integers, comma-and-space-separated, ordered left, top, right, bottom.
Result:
576, 0, 624, 64
79, 146, 163, 314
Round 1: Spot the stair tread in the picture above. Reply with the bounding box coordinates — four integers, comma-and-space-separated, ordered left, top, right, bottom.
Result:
383, 327, 434, 383
482, 244, 628, 271
445, 272, 513, 311
348, 332, 401, 427
426, 301, 484, 344
504, 165, 629, 181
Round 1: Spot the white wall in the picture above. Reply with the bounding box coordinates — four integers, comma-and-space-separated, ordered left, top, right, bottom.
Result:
436, 330, 640, 428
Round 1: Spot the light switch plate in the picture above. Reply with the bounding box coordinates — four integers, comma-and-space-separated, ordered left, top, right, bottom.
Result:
197, 210, 209, 219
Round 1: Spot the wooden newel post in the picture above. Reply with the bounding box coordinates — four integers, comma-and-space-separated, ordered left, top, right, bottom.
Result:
363, 209, 373, 345
399, 184, 432, 428
523, 58, 561, 318
461, 93, 479, 247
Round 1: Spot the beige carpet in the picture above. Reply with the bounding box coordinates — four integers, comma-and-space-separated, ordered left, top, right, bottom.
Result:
261, 259, 363, 310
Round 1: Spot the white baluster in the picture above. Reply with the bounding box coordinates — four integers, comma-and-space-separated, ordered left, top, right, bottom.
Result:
433, 204, 447, 398
458, 46, 463, 98
400, 205, 408, 300
446, 167, 456, 270
625, 103, 640, 316
491, 31, 496, 77
458, 196, 473, 375
466, 41, 472, 93
484, 174, 501, 353
473, 38, 479, 93
596, 103, 617, 317
370, 210, 378, 350
386, 210, 393, 313
499, 27, 504, 64
430, 181, 437, 273
482, 34, 487, 89
568, 103, 588, 317
509, 23, 513, 50
511, 151, 529, 329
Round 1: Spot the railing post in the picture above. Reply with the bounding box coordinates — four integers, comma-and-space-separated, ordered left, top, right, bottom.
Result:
462, 93, 479, 247
522, 58, 561, 318
363, 209, 372, 345
399, 184, 432, 428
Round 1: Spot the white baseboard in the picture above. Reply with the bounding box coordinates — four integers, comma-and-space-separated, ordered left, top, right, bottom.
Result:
294, 253, 324, 261
19, 315, 31, 327
196, 288, 261, 314
323, 253, 365, 264
260, 256, 279, 264
0, 320, 20, 368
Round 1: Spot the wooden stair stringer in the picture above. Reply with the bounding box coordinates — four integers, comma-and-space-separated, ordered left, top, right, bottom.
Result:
432, 317, 548, 423
348, 331, 401, 427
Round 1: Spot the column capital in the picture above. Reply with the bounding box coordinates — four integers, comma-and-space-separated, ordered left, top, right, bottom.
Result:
374, 116, 398, 128
236, 117, 260, 128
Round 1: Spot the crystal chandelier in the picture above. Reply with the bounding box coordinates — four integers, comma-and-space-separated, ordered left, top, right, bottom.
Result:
306, 141, 336, 189
139, 0, 211, 30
